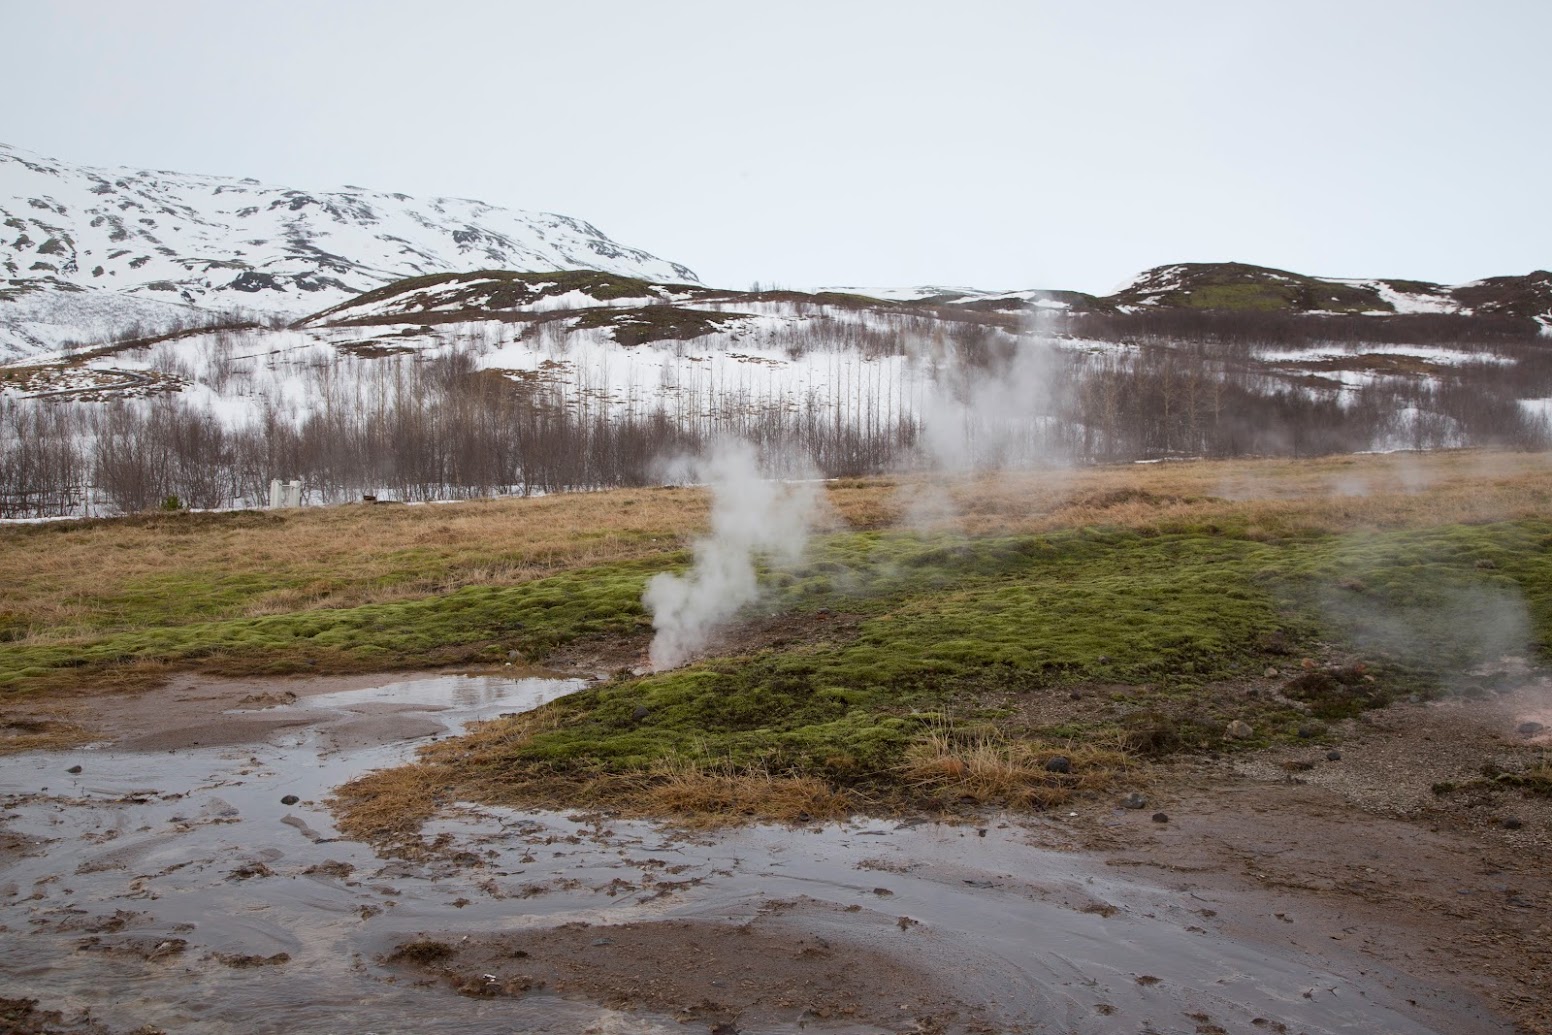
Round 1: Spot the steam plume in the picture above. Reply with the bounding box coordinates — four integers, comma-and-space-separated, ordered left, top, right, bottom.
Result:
643, 439, 823, 670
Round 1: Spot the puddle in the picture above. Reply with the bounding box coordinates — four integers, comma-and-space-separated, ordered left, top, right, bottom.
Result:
0, 674, 1508, 1034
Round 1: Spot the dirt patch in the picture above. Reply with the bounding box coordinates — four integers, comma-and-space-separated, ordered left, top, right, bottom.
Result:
1052, 682, 1552, 1034
385, 899, 995, 1033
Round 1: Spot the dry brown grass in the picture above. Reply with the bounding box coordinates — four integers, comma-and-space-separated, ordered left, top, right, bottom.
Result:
0, 487, 713, 634
0, 715, 90, 752
8, 451, 1549, 640
880, 450, 1552, 539
900, 728, 1133, 809
332, 756, 852, 851
330, 703, 856, 848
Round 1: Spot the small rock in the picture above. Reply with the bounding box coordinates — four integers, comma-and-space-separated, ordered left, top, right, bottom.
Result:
1326, 750, 1342, 762
631, 705, 650, 721
66, 765, 83, 774
1225, 720, 1255, 740
1096, 655, 1111, 665
1151, 812, 1169, 824
1044, 755, 1072, 774
1502, 817, 1523, 830
1516, 721, 1546, 739
1296, 722, 1321, 739
1122, 792, 1148, 810
590, 938, 614, 947
280, 795, 300, 806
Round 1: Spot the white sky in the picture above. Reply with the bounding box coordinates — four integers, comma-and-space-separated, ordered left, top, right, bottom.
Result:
5, 0, 1548, 294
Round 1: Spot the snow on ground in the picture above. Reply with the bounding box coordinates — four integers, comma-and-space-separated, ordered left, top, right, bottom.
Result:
1256, 343, 1511, 366
1320, 278, 1463, 316
816, 285, 994, 302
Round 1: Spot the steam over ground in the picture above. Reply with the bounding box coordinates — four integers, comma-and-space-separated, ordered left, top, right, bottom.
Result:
642, 441, 825, 669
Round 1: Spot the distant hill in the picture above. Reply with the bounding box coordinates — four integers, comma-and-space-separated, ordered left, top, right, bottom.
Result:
0, 142, 698, 358
827, 262, 1552, 324
1102, 262, 1552, 321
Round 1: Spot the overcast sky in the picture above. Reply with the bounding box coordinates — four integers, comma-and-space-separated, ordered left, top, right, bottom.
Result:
6, 1, 1548, 293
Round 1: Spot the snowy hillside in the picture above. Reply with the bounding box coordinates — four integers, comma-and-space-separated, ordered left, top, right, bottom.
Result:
3, 264, 1551, 516
0, 142, 698, 359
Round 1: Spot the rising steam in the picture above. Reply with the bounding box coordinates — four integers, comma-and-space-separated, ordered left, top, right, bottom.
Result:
901, 313, 1064, 528
642, 439, 823, 671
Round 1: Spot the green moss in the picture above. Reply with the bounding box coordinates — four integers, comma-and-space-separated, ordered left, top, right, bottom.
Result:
8, 515, 1551, 802
457, 520, 1552, 786
0, 559, 666, 692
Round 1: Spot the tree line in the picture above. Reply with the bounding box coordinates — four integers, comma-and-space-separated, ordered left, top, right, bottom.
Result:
2, 313, 1548, 517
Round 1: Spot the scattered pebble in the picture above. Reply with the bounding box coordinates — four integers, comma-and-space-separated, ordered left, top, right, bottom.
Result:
1501, 817, 1523, 830
66, 765, 83, 774
1151, 812, 1169, 824
280, 795, 300, 806
1326, 750, 1343, 762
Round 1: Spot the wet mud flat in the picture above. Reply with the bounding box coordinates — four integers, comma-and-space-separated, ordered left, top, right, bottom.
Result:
0, 672, 1530, 1035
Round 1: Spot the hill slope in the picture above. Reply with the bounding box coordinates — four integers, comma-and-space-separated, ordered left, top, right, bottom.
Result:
0, 142, 698, 358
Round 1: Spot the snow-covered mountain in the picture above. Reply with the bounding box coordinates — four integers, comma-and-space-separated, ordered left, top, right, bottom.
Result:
0, 142, 698, 359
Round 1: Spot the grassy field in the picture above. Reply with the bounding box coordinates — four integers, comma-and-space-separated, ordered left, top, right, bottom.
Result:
4, 450, 1551, 832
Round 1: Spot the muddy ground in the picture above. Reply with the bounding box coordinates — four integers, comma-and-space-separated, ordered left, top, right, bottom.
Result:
1, 667, 1550, 1034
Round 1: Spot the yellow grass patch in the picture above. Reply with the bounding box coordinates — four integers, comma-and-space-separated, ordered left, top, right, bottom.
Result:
900, 728, 1133, 809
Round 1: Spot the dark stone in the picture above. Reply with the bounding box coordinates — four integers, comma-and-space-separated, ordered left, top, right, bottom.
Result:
1502, 817, 1523, 830
1296, 722, 1321, 739
1122, 792, 1148, 810
1326, 750, 1343, 762
1044, 755, 1072, 774
280, 795, 300, 806
229, 270, 283, 293
631, 705, 651, 721
1151, 812, 1169, 824
1516, 721, 1546, 739
66, 765, 83, 774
